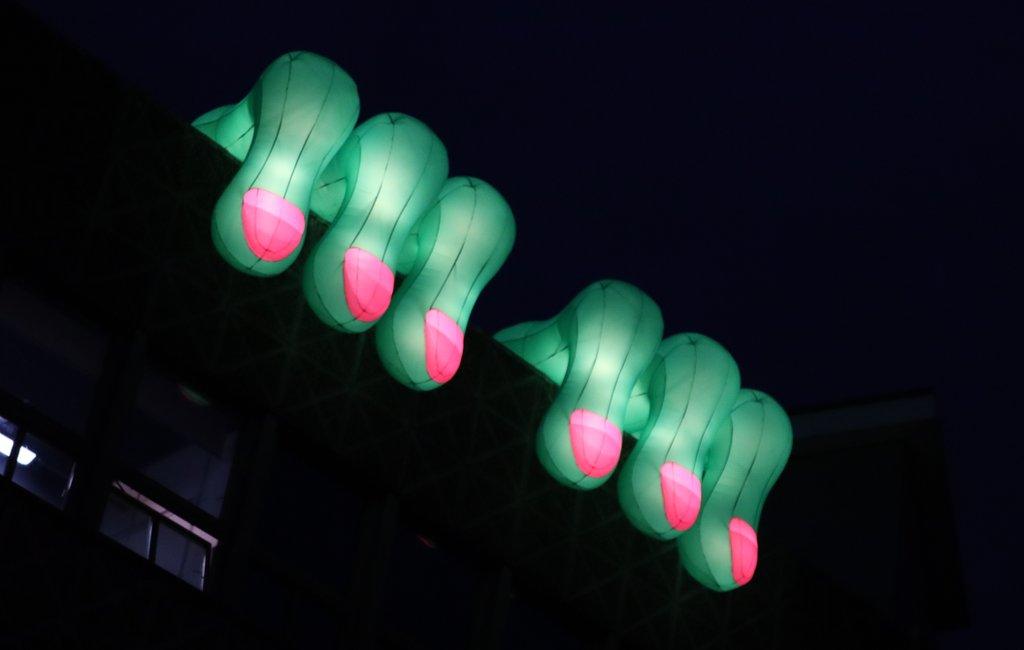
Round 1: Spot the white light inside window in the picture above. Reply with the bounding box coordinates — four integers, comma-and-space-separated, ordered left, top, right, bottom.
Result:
0, 433, 37, 466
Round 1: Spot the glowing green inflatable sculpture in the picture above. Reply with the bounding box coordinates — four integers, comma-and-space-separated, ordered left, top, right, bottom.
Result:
497, 282, 792, 590
374, 178, 514, 389
618, 334, 740, 540
194, 52, 359, 276
495, 281, 663, 489
677, 390, 792, 590
195, 52, 515, 390
195, 52, 793, 593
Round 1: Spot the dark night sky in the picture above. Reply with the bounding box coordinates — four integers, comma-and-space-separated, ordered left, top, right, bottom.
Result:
18, 1, 1019, 646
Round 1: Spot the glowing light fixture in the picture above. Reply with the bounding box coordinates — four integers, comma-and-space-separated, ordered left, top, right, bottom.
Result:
0, 433, 36, 466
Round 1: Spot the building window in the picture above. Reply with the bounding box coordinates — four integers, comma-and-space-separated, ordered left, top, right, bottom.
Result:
11, 433, 76, 509
99, 481, 218, 590
119, 369, 239, 516
0, 414, 19, 475
154, 521, 210, 590
2, 413, 76, 509
99, 491, 153, 557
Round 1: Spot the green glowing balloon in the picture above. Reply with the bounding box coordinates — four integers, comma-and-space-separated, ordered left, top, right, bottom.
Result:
498, 284, 792, 588
618, 334, 741, 540
496, 281, 664, 489
375, 177, 515, 390
303, 112, 449, 332
677, 389, 792, 591
195, 52, 359, 276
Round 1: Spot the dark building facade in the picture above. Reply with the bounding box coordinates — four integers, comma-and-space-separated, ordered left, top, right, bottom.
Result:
2, 6, 965, 648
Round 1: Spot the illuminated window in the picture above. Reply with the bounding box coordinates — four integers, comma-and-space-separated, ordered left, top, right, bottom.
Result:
99, 481, 218, 590
2, 422, 75, 509
0, 414, 18, 475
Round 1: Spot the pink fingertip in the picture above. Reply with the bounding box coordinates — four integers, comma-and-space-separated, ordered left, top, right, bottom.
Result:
729, 517, 758, 586
241, 188, 305, 262
424, 309, 464, 384
659, 462, 701, 531
343, 247, 395, 322
568, 409, 622, 478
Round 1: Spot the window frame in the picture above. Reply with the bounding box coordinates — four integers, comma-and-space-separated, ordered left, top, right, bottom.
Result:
0, 388, 81, 507
102, 480, 218, 590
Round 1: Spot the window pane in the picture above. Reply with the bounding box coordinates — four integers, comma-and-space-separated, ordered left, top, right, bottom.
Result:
100, 494, 152, 558
155, 523, 208, 590
120, 370, 238, 516
0, 283, 106, 433
0, 414, 16, 475
11, 433, 75, 508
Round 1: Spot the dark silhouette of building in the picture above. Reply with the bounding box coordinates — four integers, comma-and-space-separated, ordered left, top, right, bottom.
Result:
1, 6, 965, 648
